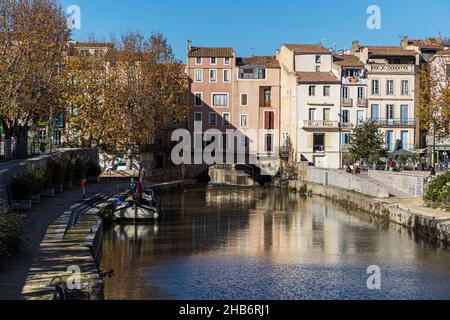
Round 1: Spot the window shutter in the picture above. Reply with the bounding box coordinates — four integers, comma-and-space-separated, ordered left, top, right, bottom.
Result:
308, 135, 314, 148
325, 135, 332, 148
265, 112, 269, 130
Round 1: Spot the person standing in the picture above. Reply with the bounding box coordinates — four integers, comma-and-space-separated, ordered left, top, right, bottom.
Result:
81, 177, 87, 200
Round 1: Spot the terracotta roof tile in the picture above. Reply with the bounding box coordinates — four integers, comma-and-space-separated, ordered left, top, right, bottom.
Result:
188, 47, 233, 57
333, 54, 364, 67
237, 56, 280, 68
284, 44, 330, 54
366, 46, 417, 57
296, 72, 340, 84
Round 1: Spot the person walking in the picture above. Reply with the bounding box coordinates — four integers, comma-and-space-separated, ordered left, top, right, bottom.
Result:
81, 177, 87, 200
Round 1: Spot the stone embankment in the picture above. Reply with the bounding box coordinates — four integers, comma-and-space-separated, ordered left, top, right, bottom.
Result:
275, 167, 450, 246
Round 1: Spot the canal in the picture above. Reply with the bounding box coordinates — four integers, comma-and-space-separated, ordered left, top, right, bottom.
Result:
101, 187, 450, 300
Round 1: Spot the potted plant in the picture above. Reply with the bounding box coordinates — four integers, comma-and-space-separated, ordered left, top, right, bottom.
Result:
30, 170, 46, 204
50, 159, 65, 193
10, 175, 33, 210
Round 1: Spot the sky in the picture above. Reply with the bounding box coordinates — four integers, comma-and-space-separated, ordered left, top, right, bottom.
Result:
61, 0, 450, 61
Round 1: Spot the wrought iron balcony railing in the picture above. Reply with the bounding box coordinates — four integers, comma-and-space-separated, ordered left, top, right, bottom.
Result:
371, 118, 416, 127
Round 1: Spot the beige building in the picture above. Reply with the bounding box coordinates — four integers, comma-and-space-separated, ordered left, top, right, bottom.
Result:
352, 42, 420, 153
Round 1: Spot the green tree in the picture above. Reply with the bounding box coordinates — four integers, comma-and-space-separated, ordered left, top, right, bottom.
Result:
348, 121, 386, 168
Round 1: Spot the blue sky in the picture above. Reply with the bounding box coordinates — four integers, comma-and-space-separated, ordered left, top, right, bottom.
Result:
61, 0, 450, 61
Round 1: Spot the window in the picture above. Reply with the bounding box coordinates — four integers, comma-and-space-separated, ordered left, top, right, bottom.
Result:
194, 93, 203, 107
357, 87, 365, 99
386, 130, 394, 151
240, 114, 248, 128
342, 86, 349, 99
240, 93, 248, 106
342, 110, 350, 124
401, 131, 409, 150
195, 57, 202, 65
211, 57, 217, 65
209, 113, 217, 126
224, 57, 231, 65
357, 110, 365, 124
315, 55, 322, 64
309, 86, 316, 96
401, 80, 409, 96
400, 105, 409, 125
371, 104, 379, 121
308, 109, 316, 121
315, 66, 321, 72
313, 133, 325, 153
194, 112, 202, 123
195, 69, 203, 82
210, 69, 217, 82
239, 67, 265, 79
212, 93, 228, 107
386, 105, 395, 120
323, 86, 330, 97
282, 132, 290, 151
224, 69, 231, 83
372, 80, 379, 95
264, 111, 275, 130
342, 133, 351, 145
386, 80, 394, 95
264, 89, 272, 106
265, 133, 274, 153
222, 113, 230, 126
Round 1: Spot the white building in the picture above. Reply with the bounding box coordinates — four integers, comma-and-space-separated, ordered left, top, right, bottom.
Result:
333, 54, 368, 155
278, 44, 342, 169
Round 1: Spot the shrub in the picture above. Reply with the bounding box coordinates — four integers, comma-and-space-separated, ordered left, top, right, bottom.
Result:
10, 175, 34, 200
86, 160, 102, 178
426, 172, 450, 204
31, 170, 46, 195
0, 210, 27, 257
49, 159, 65, 185
73, 157, 87, 181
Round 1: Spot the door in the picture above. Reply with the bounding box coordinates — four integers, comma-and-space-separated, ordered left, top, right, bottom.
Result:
400, 105, 409, 125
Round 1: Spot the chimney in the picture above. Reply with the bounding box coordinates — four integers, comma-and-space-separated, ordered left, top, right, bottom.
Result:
352, 40, 360, 52
401, 36, 409, 48
438, 32, 443, 44
187, 38, 192, 53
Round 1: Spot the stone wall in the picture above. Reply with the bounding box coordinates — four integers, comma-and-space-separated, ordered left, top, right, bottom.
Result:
305, 167, 389, 198
368, 170, 429, 198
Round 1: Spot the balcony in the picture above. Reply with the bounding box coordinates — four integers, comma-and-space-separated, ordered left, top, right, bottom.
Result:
304, 120, 340, 129
341, 122, 354, 130
342, 76, 365, 85
313, 145, 326, 154
371, 119, 416, 128
342, 98, 353, 107
357, 98, 368, 107
366, 64, 417, 74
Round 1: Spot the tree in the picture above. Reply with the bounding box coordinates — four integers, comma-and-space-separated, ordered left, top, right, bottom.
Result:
417, 61, 450, 141
0, 0, 70, 158
348, 121, 386, 168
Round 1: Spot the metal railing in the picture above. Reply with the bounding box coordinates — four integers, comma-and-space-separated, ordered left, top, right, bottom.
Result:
366, 64, 417, 73
304, 120, 340, 128
371, 119, 416, 127
357, 99, 368, 107
342, 98, 353, 107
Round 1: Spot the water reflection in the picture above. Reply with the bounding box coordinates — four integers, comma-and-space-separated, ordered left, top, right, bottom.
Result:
102, 187, 450, 300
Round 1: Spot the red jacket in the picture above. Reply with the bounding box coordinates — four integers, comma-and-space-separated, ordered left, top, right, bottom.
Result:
81, 179, 87, 189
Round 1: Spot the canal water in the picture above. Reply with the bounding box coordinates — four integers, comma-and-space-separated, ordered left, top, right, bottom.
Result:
101, 187, 450, 300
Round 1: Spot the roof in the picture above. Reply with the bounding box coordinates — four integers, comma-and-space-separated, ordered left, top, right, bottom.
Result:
284, 44, 330, 55
237, 56, 280, 69
188, 46, 233, 58
333, 54, 364, 67
366, 46, 417, 57
296, 72, 340, 84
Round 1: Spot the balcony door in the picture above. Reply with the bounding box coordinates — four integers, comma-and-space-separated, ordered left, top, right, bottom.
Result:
400, 105, 409, 125
323, 109, 331, 122
401, 131, 409, 150
371, 104, 379, 122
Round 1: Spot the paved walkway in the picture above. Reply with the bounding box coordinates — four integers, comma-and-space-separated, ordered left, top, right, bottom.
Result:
0, 181, 120, 300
